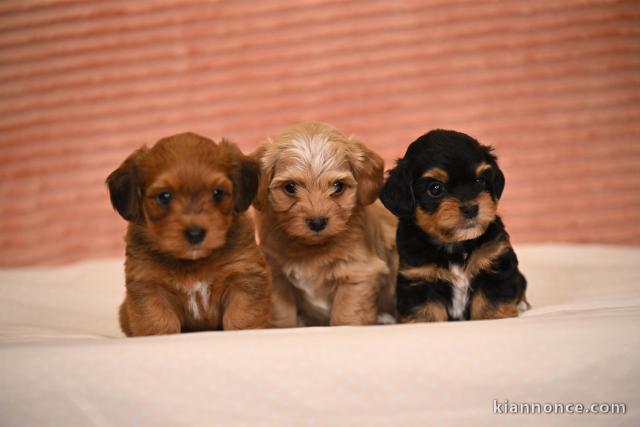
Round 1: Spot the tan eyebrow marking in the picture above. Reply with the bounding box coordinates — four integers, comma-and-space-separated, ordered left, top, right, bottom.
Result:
421, 167, 448, 182
476, 162, 491, 176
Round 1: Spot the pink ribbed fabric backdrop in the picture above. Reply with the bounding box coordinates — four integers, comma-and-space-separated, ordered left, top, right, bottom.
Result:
1, 0, 639, 265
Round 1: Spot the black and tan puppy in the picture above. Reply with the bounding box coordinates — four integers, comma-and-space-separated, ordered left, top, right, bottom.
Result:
380, 129, 527, 322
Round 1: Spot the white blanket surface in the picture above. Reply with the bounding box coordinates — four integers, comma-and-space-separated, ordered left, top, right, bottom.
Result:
0, 244, 638, 426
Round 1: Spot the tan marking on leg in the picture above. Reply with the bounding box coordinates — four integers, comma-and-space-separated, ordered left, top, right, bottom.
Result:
465, 239, 511, 278
470, 292, 519, 320
400, 301, 448, 323
400, 264, 456, 283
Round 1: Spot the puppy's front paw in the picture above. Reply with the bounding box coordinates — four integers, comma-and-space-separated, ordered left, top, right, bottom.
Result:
517, 298, 531, 314
470, 293, 519, 320
376, 313, 397, 325
399, 302, 448, 323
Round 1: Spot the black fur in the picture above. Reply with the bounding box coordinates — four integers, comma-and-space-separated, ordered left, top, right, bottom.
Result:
381, 129, 526, 321
106, 148, 145, 223
232, 155, 260, 212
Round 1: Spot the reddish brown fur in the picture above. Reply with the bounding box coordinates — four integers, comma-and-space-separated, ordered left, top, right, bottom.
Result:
107, 132, 270, 336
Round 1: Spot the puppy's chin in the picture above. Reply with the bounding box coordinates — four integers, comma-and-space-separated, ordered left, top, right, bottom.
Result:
146, 230, 228, 261
447, 221, 489, 242
287, 228, 341, 246
293, 231, 335, 246
417, 209, 496, 243
416, 192, 498, 243
277, 216, 346, 246
174, 247, 213, 261
433, 210, 496, 243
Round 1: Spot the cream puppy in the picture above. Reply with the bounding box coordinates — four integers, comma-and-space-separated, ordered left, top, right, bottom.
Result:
253, 122, 398, 327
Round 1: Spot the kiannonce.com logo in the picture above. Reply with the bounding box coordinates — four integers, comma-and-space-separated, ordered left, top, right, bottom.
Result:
493, 399, 627, 415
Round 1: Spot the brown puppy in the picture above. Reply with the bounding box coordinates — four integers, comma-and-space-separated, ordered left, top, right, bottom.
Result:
253, 122, 398, 327
107, 132, 270, 336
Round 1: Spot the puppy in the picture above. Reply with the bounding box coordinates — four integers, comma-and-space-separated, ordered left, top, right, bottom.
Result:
252, 122, 398, 327
106, 132, 270, 336
380, 129, 527, 322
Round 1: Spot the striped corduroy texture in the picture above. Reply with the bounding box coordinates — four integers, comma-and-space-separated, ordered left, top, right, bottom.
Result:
1, 0, 639, 266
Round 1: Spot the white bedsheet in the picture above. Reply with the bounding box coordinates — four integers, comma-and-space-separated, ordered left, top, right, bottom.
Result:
0, 244, 639, 426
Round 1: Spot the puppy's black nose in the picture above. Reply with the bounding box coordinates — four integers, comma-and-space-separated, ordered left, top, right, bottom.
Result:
460, 204, 479, 219
184, 227, 206, 244
307, 217, 328, 232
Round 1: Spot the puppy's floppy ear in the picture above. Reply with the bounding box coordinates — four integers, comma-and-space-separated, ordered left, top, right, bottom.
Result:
250, 142, 275, 211
225, 140, 260, 212
483, 145, 505, 200
380, 158, 415, 218
493, 166, 505, 200
346, 137, 385, 205
106, 147, 146, 222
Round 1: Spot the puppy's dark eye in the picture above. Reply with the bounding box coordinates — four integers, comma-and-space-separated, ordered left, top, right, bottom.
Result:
332, 180, 345, 195
156, 191, 172, 206
427, 182, 444, 198
284, 182, 297, 194
212, 188, 225, 203
474, 177, 486, 188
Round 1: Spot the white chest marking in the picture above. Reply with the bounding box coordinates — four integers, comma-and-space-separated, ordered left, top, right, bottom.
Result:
286, 267, 331, 315
448, 264, 470, 320
185, 281, 210, 320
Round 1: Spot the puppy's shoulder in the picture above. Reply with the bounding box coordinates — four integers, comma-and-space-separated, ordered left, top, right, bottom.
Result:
363, 200, 398, 237
123, 224, 173, 287
216, 213, 269, 274
362, 199, 398, 259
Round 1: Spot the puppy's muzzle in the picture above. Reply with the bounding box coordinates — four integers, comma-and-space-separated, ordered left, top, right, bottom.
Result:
184, 226, 207, 244
306, 216, 328, 232
460, 204, 479, 219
